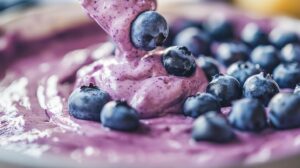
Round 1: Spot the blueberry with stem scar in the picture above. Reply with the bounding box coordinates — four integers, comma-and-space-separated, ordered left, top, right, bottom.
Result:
243, 73, 280, 106
101, 101, 140, 132
206, 74, 242, 107
68, 85, 111, 121
162, 46, 196, 77
131, 11, 169, 51
227, 61, 262, 86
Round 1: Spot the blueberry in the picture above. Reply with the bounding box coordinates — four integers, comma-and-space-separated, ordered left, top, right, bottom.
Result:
216, 42, 250, 66
273, 63, 300, 89
280, 44, 300, 63
174, 27, 211, 56
268, 93, 300, 129
183, 93, 221, 118
229, 98, 267, 132
68, 85, 111, 121
294, 84, 300, 94
165, 19, 203, 48
227, 61, 262, 85
269, 29, 299, 49
196, 56, 220, 81
204, 17, 234, 41
250, 45, 280, 73
206, 74, 242, 107
162, 46, 196, 77
131, 11, 169, 51
192, 111, 235, 143
243, 73, 280, 106
101, 101, 140, 132
241, 23, 268, 48
171, 19, 203, 33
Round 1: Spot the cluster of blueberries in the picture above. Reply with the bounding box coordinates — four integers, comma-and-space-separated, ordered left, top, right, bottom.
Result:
165, 17, 300, 143
68, 11, 300, 143
68, 85, 140, 132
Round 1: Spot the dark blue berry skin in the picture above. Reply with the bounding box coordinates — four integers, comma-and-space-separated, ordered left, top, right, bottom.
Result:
241, 23, 268, 48
273, 63, 300, 89
162, 46, 196, 77
68, 85, 111, 122
192, 111, 235, 143
229, 98, 267, 132
227, 61, 262, 86
183, 93, 221, 118
269, 29, 299, 49
0, 0, 37, 11
165, 20, 203, 47
280, 44, 300, 63
268, 93, 300, 129
204, 17, 234, 41
206, 74, 242, 107
171, 19, 203, 34
196, 56, 220, 81
216, 42, 250, 66
174, 27, 211, 56
243, 73, 280, 106
101, 101, 140, 132
294, 84, 300, 94
250, 45, 280, 73
131, 11, 169, 51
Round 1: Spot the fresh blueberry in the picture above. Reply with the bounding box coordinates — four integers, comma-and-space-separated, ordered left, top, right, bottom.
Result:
183, 93, 221, 118
269, 29, 299, 49
68, 85, 111, 121
229, 98, 267, 132
192, 111, 235, 143
280, 44, 300, 63
294, 84, 300, 94
241, 23, 268, 48
250, 45, 280, 73
162, 46, 196, 77
204, 17, 234, 41
196, 56, 220, 81
216, 42, 250, 66
165, 19, 203, 48
131, 11, 169, 51
268, 93, 300, 129
206, 74, 242, 107
101, 101, 140, 132
227, 61, 262, 85
174, 27, 211, 56
171, 19, 203, 33
243, 73, 280, 106
273, 63, 300, 89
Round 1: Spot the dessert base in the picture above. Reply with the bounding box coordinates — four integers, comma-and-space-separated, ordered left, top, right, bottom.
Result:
1, 2, 300, 168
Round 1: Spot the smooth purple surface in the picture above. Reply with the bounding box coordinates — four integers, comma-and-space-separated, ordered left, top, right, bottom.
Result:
0, 1, 300, 168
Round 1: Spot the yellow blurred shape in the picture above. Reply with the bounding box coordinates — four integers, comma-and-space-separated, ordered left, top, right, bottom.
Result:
235, 0, 300, 18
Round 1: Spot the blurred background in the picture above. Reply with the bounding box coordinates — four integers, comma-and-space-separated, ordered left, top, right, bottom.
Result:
1, 0, 300, 18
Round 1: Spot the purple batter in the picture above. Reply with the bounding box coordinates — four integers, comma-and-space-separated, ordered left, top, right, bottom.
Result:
0, 1, 300, 168
76, 0, 208, 118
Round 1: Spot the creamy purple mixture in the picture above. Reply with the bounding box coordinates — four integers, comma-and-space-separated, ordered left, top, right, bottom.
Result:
0, 1, 300, 168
